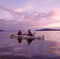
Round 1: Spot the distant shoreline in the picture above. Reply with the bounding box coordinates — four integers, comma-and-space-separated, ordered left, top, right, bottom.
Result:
0, 30, 4, 31
35, 28, 60, 31
0, 29, 60, 32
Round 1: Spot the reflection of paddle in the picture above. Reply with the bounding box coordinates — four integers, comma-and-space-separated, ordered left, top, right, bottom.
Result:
33, 32, 36, 34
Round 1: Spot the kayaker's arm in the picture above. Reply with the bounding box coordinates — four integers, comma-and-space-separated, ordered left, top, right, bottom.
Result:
23, 32, 27, 35
33, 32, 36, 34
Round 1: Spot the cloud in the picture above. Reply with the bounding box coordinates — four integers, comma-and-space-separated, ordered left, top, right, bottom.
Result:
13, 5, 32, 12
44, 22, 60, 28
45, 0, 55, 2
51, 8, 60, 21
41, 7, 60, 27
23, 5, 33, 11
44, 0, 56, 3
24, 8, 60, 26
0, 6, 60, 27
21, 0, 56, 12
0, 6, 23, 20
13, 8, 24, 12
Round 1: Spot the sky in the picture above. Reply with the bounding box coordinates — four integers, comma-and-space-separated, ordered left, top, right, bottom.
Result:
0, 0, 60, 29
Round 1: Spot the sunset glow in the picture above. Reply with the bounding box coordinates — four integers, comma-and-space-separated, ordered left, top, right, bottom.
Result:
44, 22, 60, 28
0, 0, 60, 29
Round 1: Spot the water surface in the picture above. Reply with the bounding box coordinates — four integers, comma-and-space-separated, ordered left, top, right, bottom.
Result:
0, 31, 60, 57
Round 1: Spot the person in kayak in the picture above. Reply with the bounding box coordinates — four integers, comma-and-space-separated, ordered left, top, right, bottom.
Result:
17, 30, 22, 43
27, 29, 34, 36
17, 30, 22, 35
26, 29, 34, 45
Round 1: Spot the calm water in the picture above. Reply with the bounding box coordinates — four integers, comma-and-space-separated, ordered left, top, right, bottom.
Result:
0, 30, 60, 57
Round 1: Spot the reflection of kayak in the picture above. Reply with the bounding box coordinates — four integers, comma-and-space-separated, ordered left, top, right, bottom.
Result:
10, 34, 45, 40
10, 34, 45, 45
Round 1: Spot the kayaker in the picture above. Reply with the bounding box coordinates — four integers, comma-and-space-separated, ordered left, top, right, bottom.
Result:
27, 29, 34, 36
17, 30, 22, 43
17, 30, 22, 35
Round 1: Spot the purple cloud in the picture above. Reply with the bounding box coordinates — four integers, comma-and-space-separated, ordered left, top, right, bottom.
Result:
0, 6, 60, 29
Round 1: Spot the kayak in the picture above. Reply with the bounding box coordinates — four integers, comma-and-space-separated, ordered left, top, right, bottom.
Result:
10, 34, 45, 40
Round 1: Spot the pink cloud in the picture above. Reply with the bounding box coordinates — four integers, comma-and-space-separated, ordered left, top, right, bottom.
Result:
13, 8, 24, 12
12, 8, 60, 26
0, 6, 60, 27
51, 8, 60, 21
13, 5, 32, 12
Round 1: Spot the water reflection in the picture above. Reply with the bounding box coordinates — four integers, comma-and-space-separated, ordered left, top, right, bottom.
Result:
0, 31, 60, 57
0, 39, 59, 56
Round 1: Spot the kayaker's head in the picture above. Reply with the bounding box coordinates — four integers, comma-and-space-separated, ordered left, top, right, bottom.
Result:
28, 29, 31, 32
19, 30, 21, 32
